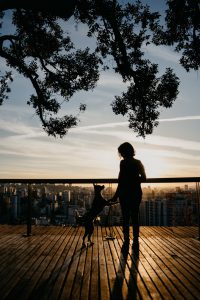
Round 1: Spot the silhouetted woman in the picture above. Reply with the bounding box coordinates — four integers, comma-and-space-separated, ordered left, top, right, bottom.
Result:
111, 142, 146, 244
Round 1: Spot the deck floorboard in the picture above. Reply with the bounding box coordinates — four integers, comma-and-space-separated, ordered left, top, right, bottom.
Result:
0, 225, 199, 300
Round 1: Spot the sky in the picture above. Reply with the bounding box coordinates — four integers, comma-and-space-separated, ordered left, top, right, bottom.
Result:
0, 2, 199, 180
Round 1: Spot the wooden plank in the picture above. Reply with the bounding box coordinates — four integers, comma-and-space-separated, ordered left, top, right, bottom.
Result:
36, 226, 80, 300
0, 226, 57, 296
102, 226, 127, 300
112, 226, 151, 300
108, 227, 139, 300
0, 234, 25, 266
0, 225, 200, 300
25, 226, 74, 300
151, 226, 200, 249
159, 227, 200, 258
115, 226, 170, 300
171, 226, 198, 238
149, 227, 200, 270
0, 225, 24, 236
106, 228, 128, 300
0, 226, 66, 300
97, 225, 110, 300
0, 225, 46, 270
134, 228, 181, 299
116, 226, 163, 300
89, 226, 100, 300
47, 226, 82, 300
144, 227, 200, 290
59, 226, 85, 300
69, 227, 87, 300
79, 229, 93, 300
142, 227, 200, 299
139, 233, 189, 299
146, 226, 200, 273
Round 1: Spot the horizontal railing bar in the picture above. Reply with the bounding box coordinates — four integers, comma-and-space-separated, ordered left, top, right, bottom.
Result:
0, 177, 199, 184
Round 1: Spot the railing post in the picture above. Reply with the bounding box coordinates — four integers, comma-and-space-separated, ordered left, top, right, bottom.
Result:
196, 182, 200, 240
23, 184, 32, 237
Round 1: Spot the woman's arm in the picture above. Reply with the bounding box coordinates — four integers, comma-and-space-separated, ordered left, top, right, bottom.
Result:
139, 160, 146, 182
110, 160, 124, 201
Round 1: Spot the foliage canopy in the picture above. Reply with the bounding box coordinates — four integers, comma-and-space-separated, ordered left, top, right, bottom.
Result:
0, 0, 199, 137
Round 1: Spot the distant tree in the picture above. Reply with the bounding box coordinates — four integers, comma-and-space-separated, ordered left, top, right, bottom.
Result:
0, 0, 198, 138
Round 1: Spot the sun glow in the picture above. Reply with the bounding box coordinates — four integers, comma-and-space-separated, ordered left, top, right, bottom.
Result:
137, 150, 170, 178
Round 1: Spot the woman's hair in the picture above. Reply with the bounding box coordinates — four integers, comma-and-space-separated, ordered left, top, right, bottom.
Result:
118, 142, 135, 158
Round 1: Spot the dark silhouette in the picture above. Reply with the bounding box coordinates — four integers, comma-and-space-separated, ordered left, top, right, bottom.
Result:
0, 3, 181, 138
75, 184, 113, 247
111, 142, 146, 245
111, 230, 140, 300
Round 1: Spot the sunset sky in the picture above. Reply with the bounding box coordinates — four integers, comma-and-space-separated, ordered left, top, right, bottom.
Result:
0, 1, 199, 179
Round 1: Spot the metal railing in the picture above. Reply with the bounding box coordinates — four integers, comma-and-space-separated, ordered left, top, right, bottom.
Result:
0, 177, 199, 239
0, 177, 199, 184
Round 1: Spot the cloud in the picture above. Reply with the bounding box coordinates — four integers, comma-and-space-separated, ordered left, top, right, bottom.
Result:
71, 119, 200, 152
72, 115, 200, 132
97, 72, 127, 88
159, 116, 200, 122
1, 115, 200, 154
143, 44, 181, 63
0, 113, 199, 178
0, 119, 40, 136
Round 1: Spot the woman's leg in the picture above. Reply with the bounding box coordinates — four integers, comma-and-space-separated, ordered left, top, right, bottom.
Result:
120, 203, 130, 242
131, 200, 141, 238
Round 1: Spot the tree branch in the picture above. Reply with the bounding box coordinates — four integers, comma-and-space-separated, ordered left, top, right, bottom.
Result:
0, 0, 77, 18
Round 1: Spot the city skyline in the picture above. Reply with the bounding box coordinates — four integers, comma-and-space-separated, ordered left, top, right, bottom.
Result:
0, 1, 199, 179
0, 182, 197, 227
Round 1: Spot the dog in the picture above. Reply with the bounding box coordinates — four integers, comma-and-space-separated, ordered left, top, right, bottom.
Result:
75, 184, 112, 247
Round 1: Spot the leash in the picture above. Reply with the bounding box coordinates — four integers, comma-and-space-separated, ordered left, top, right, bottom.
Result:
104, 202, 119, 240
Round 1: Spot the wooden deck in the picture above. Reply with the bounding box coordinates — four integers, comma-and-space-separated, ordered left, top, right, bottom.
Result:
0, 225, 199, 300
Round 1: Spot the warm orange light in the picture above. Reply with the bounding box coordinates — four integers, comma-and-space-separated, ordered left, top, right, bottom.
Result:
138, 150, 171, 178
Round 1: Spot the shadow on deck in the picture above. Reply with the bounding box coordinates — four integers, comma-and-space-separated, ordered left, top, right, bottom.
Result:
0, 225, 199, 300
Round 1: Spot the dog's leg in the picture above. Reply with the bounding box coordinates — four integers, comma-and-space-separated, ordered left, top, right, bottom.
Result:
81, 230, 87, 248
88, 223, 94, 246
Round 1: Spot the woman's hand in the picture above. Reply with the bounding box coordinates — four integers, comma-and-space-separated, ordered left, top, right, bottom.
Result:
107, 197, 118, 206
